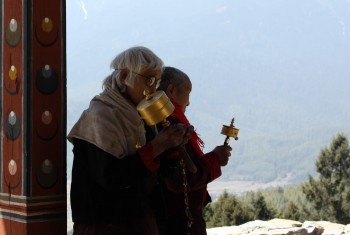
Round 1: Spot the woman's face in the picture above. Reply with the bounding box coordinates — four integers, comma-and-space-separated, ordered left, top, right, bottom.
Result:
126, 68, 161, 105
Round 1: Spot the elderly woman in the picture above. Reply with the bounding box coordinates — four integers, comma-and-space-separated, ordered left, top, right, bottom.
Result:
68, 47, 192, 235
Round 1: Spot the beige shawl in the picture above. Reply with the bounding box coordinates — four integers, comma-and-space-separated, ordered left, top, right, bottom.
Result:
67, 86, 146, 159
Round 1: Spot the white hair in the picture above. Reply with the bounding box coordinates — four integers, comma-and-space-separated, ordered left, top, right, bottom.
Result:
102, 46, 163, 91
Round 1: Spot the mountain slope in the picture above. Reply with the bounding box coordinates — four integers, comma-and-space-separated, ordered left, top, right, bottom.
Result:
66, 0, 350, 184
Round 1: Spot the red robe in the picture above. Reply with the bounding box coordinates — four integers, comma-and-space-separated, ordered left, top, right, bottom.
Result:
157, 101, 222, 235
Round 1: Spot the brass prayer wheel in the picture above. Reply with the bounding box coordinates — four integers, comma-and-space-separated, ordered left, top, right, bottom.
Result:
137, 90, 198, 174
221, 117, 239, 146
137, 90, 174, 126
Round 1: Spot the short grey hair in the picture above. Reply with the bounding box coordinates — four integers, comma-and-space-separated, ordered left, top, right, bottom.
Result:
158, 66, 191, 93
103, 46, 163, 90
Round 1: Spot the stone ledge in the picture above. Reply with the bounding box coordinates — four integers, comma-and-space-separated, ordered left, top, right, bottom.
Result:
207, 219, 350, 235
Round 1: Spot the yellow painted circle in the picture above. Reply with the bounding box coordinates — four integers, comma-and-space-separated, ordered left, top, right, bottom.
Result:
9, 65, 17, 81
41, 17, 53, 33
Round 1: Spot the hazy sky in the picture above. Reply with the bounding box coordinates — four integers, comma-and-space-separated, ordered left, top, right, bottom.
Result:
66, 0, 350, 182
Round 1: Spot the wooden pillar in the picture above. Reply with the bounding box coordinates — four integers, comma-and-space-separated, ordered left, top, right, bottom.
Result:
1, 0, 67, 234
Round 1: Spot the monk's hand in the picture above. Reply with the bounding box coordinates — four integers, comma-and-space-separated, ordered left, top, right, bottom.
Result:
212, 145, 233, 166
181, 125, 194, 145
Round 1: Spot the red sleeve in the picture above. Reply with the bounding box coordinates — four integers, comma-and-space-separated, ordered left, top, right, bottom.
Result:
201, 152, 222, 181
137, 143, 160, 173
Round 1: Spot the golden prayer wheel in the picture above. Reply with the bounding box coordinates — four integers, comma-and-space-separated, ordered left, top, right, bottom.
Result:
221, 117, 239, 146
137, 90, 174, 126
137, 90, 198, 173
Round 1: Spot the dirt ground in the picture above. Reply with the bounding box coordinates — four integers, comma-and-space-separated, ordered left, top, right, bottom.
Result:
207, 179, 292, 200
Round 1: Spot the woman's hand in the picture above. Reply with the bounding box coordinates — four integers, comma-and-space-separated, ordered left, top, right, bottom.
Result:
151, 124, 193, 156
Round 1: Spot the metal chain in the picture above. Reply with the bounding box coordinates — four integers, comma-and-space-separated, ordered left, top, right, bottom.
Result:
179, 159, 193, 235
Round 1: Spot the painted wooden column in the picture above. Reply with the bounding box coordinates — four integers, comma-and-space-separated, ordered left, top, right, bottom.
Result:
0, 0, 67, 234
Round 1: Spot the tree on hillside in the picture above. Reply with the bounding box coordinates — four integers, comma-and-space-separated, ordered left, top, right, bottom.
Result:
283, 201, 301, 221
302, 133, 350, 224
251, 192, 275, 220
204, 191, 252, 227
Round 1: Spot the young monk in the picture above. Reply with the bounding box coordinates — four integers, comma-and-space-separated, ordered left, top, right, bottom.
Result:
156, 66, 232, 235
